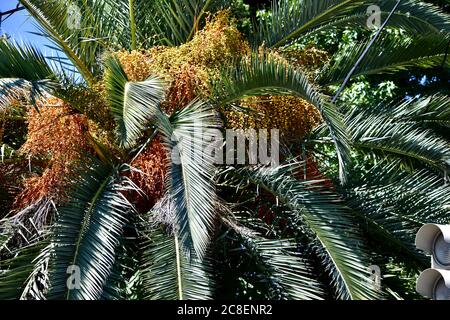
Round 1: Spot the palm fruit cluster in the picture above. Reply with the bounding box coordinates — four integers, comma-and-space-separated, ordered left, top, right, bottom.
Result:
282, 45, 330, 71
126, 137, 167, 213
224, 95, 322, 141
14, 98, 92, 208
61, 84, 115, 132
115, 10, 249, 113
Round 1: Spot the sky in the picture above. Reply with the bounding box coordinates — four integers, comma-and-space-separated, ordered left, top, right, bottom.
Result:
1, 0, 77, 78
0, 0, 56, 54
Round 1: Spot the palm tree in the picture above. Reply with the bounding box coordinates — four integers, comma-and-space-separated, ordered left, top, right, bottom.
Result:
0, 0, 449, 300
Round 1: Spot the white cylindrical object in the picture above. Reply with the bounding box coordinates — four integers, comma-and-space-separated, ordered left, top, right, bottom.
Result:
416, 269, 450, 300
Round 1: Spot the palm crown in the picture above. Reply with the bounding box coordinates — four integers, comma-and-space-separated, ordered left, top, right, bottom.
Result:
0, 0, 449, 300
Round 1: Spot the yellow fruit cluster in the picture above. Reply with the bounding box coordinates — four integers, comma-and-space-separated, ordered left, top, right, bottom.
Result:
224, 95, 322, 140
282, 45, 330, 71
114, 11, 249, 113
115, 49, 153, 82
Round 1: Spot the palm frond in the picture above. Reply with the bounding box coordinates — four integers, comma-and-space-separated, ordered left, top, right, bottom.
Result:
163, 100, 221, 257
389, 95, 450, 129
0, 238, 49, 300
234, 163, 380, 300
0, 78, 55, 111
347, 161, 450, 227
149, 0, 227, 46
320, 33, 450, 85
346, 106, 450, 171
140, 224, 213, 300
343, 160, 450, 266
215, 53, 350, 183
256, 0, 365, 48
47, 161, 133, 300
104, 56, 165, 148
0, 41, 58, 109
303, 11, 445, 39
0, 41, 57, 81
19, 0, 129, 84
256, 0, 450, 48
105, 56, 219, 257
19, 243, 53, 300
227, 223, 325, 300
381, 0, 450, 32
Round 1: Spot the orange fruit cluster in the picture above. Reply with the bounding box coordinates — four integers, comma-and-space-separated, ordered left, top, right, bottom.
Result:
15, 98, 91, 208
126, 138, 167, 212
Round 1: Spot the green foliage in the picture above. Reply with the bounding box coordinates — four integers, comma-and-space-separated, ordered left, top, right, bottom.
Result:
140, 224, 213, 299
104, 56, 165, 148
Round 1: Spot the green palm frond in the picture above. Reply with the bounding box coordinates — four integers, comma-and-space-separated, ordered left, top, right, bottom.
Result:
347, 162, 450, 227
347, 106, 450, 171
381, 0, 450, 32
19, 243, 52, 300
303, 11, 444, 39
105, 56, 219, 257
232, 163, 379, 300
0, 79, 55, 111
389, 95, 450, 129
215, 53, 350, 183
19, 0, 129, 85
0, 41, 57, 81
0, 238, 49, 300
140, 224, 213, 300
320, 33, 450, 85
104, 56, 165, 148
0, 41, 58, 109
164, 100, 221, 257
149, 0, 227, 46
227, 225, 326, 300
47, 161, 133, 300
256, 0, 365, 48
256, 0, 450, 48
343, 161, 450, 266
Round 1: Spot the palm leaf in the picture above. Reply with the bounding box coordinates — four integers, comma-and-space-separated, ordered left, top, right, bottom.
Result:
0, 41, 58, 110
47, 161, 133, 300
346, 106, 450, 171
343, 160, 450, 266
19, 0, 129, 85
140, 223, 213, 300
234, 163, 380, 300
104, 56, 165, 148
0, 238, 49, 300
256, 0, 365, 47
256, 0, 450, 48
225, 222, 326, 300
163, 100, 221, 257
105, 56, 219, 257
389, 95, 450, 129
215, 53, 351, 183
319, 33, 450, 85
149, 0, 227, 46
